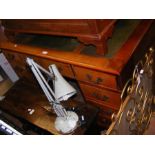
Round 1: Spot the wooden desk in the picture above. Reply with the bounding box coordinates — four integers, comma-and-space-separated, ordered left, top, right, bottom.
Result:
0, 19, 155, 128
2, 19, 116, 55
0, 79, 98, 135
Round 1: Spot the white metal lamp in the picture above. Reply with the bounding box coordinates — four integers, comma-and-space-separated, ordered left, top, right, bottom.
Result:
50, 64, 76, 101
26, 58, 79, 134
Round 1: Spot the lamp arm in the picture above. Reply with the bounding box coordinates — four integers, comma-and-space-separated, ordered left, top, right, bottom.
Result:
27, 59, 53, 103
26, 58, 67, 117
36, 63, 54, 80
53, 104, 68, 117
27, 58, 58, 102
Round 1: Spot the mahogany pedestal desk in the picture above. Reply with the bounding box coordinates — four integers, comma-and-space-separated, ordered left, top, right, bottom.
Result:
0, 19, 155, 128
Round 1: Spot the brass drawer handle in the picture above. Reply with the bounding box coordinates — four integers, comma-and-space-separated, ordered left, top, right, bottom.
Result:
7, 53, 15, 61
86, 74, 103, 84
95, 77, 103, 84
92, 92, 109, 102
86, 74, 92, 81
102, 95, 109, 102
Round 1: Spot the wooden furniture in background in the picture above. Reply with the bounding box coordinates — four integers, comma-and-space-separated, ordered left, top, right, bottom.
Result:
2, 19, 116, 55
0, 19, 155, 129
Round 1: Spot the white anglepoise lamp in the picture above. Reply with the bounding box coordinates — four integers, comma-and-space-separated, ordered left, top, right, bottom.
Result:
26, 58, 79, 134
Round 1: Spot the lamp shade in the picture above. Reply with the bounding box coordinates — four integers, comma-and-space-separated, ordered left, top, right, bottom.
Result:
50, 64, 76, 101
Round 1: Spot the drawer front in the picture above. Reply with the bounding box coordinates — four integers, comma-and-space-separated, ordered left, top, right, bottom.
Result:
73, 66, 117, 89
79, 82, 121, 109
3, 50, 75, 79
87, 100, 117, 128
98, 106, 118, 125
3, 20, 91, 35
38, 58, 75, 79
3, 50, 28, 78
88, 100, 117, 118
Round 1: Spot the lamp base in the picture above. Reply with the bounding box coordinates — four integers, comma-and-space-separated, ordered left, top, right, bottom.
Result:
54, 111, 79, 134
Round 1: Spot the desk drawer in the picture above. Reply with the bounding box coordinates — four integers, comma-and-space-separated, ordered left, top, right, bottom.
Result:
3, 50, 75, 79
87, 100, 117, 128
79, 82, 121, 109
38, 58, 75, 79
3, 50, 27, 77
73, 66, 117, 89
88, 100, 117, 117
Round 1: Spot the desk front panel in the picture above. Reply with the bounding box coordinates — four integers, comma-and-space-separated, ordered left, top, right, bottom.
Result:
73, 66, 118, 89
79, 82, 121, 109
3, 50, 75, 79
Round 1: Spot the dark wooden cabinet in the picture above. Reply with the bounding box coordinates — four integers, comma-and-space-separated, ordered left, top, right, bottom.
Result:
0, 19, 155, 128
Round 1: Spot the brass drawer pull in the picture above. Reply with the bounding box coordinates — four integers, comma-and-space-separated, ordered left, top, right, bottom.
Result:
102, 95, 109, 102
86, 74, 92, 81
92, 92, 109, 102
86, 74, 103, 84
7, 53, 15, 60
95, 77, 103, 84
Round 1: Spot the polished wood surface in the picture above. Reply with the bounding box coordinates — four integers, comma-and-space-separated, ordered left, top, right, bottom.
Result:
0, 19, 155, 128
0, 79, 98, 135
